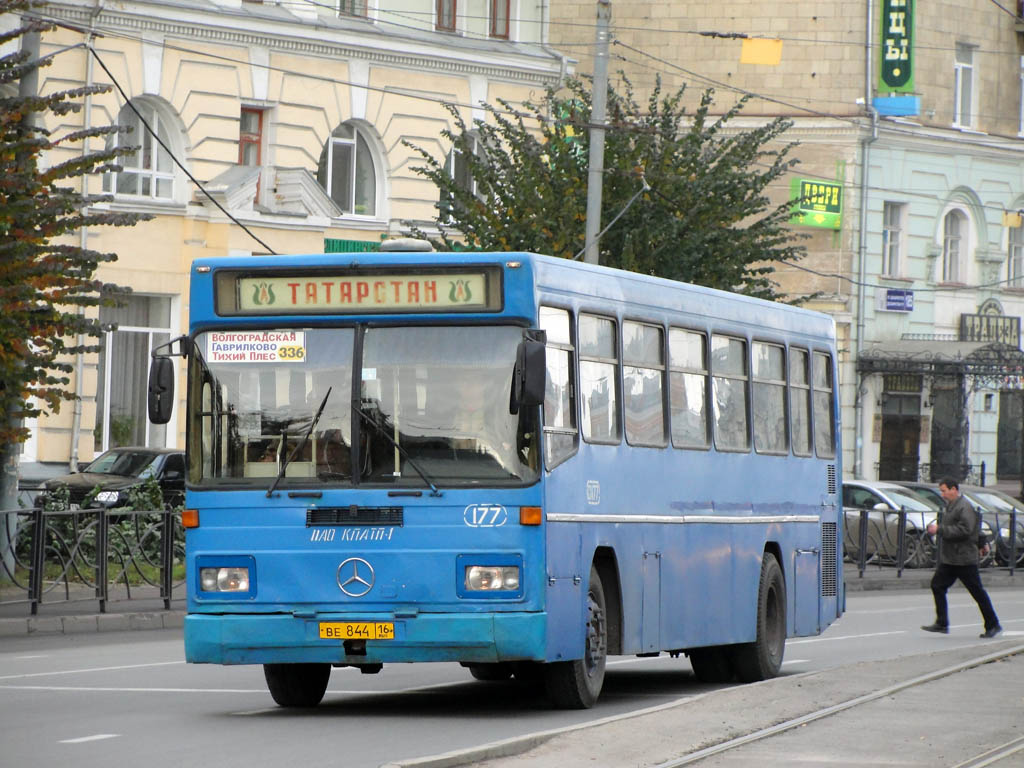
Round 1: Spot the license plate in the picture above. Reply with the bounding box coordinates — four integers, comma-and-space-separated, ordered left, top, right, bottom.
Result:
319, 622, 394, 640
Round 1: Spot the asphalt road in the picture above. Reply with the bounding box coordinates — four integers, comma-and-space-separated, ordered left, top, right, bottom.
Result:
1, 588, 1022, 768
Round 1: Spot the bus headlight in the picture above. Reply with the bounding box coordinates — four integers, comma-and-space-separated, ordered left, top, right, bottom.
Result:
200, 567, 250, 592
464, 566, 520, 591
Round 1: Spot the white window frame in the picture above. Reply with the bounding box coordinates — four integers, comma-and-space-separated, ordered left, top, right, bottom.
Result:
318, 122, 381, 218
1010, 222, 1024, 288
881, 201, 905, 277
942, 209, 966, 283
338, 0, 369, 17
1019, 56, 1024, 137
96, 294, 178, 452
953, 43, 976, 129
104, 100, 181, 202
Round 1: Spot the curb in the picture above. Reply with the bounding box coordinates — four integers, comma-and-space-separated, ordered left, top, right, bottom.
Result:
0, 610, 185, 638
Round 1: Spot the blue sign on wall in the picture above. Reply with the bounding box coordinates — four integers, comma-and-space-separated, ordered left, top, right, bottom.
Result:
882, 288, 914, 312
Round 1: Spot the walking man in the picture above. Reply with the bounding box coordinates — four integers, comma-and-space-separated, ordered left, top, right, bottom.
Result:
921, 477, 1002, 638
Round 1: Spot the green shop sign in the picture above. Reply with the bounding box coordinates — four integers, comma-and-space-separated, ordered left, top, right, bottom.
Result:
879, 0, 914, 93
790, 178, 842, 230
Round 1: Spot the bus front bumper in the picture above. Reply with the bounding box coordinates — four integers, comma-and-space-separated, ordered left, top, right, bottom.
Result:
184, 611, 546, 665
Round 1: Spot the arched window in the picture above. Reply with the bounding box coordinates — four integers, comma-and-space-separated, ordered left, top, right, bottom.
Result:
317, 123, 378, 216
103, 100, 179, 201
942, 210, 966, 282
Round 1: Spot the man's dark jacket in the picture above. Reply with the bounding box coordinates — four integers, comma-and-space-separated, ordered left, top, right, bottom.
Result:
937, 493, 980, 566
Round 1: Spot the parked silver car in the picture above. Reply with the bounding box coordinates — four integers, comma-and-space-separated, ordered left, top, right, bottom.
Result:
842, 480, 939, 568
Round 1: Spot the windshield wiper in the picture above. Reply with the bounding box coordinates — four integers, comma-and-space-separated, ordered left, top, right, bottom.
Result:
353, 404, 443, 497
267, 387, 332, 498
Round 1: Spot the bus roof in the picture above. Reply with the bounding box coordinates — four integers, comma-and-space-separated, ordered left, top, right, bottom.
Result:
191, 250, 834, 339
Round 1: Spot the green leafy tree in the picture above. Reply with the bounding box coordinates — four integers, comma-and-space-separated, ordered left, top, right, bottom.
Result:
405, 75, 806, 301
1, 1, 146, 448
1, 1, 148, 579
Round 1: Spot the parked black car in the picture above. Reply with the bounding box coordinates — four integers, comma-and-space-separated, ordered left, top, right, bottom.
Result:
40, 447, 186, 509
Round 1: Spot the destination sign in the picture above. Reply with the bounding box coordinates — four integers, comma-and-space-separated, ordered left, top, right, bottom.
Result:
215, 268, 501, 315
207, 331, 306, 364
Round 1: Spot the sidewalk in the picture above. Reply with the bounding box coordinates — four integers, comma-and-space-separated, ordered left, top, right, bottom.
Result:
1, 566, 1020, 637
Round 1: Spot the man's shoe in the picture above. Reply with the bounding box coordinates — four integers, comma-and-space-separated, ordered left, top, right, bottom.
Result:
979, 626, 1003, 639
921, 623, 949, 634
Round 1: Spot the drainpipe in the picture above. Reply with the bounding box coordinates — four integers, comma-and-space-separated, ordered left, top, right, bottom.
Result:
853, 0, 878, 479
68, 3, 103, 471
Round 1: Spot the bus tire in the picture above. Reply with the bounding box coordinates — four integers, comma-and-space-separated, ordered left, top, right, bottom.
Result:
466, 663, 514, 681
543, 566, 607, 709
733, 552, 785, 683
263, 663, 331, 707
688, 646, 734, 683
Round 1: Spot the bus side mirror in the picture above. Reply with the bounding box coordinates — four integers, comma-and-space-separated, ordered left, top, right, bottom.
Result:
148, 357, 175, 425
511, 330, 546, 414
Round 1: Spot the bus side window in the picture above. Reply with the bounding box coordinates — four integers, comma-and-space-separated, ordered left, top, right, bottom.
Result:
711, 334, 750, 452
790, 348, 812, 456
813, 351, 836, 459
623, 321, 666, 447
669, 328, 710, 449
539, 306, 577, 469
753, 342, 787, 454
579, 313, 620, 444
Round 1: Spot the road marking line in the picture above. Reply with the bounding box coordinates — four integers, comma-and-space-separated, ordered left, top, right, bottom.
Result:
790, 630, 907, 644
60, 734, 120, 744
231, 708, 279, 716
1, 685, 263, 693
0, 660, 184, 681
781, 659, 810, 665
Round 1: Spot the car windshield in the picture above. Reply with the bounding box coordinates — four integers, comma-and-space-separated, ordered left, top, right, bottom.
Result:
897, 487, 943, 511
967, 491, 1022, 514
187, 325, 540, 488
878, 487, 935, 512
84, 450, 162, 478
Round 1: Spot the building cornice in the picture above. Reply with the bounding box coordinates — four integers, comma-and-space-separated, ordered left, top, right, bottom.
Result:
46, 1, 566, 85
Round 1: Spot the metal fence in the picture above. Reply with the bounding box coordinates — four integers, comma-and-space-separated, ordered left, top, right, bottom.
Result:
1, 485, 184, 614
873, 461, 986, 486
843, 508, 1021, 578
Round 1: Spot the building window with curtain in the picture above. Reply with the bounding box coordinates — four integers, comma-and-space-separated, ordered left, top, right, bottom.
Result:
238, 108, 263, 166
338, 0, 368, 16
316, 123, 378, 216
436, 0, 456, 31
953, 43, 975, 129
942, 210, 964, 283
882, 202, 904, 277
103, 101, 176, 200
95, 294, 173, 451
490, 0, 509, 38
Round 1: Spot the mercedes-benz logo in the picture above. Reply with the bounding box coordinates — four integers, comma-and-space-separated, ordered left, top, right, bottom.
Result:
336, 557, 375, 597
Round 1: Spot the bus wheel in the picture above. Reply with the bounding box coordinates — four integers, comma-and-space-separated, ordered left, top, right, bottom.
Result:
688, 646, 734, 683
466, 663, 514, 682
544, 565, 607, 709
263, 663, 331, 707
733, 552, 785, 683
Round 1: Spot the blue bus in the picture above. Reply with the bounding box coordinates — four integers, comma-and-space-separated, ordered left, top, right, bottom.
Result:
148, 242, 843, 709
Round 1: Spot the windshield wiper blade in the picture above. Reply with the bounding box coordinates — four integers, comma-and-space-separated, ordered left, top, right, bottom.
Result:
353, 404, 443, 497
267, 387, 332, 498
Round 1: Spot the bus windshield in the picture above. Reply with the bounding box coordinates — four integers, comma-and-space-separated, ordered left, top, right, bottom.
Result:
188, 325, 540, 488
